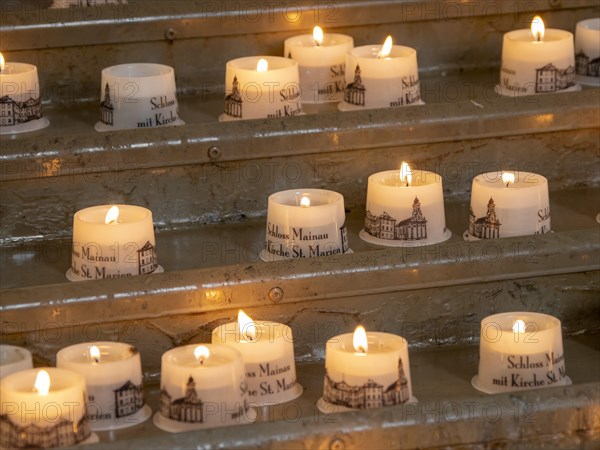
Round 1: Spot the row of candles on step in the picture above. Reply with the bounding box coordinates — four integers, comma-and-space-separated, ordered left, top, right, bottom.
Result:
0, 310, 569, 446
67, 166, 549, 281
1, 16, 599, 134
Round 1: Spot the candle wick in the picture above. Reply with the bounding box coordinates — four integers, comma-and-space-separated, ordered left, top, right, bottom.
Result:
536, 32, 541, 42
200, 360, 204, 365
506, 182, 510, 188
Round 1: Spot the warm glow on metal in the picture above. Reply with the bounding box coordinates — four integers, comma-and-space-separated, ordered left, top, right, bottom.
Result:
502, 172, 515, 187
377, 35, 393, 58
353, 325, 368, 353
313, 26, 324, 46
300, 196, 311, 207
104, 205, 119, 224
513, 319, 526, 334
0, 53, 4, 72
90, 345, 101, 364
400, 162, 412, 187
34, 370, 50, 396
238, 309, 257, 341
531, 16, 545, 42
194, 345, 210, 364
256, 58, 269, 72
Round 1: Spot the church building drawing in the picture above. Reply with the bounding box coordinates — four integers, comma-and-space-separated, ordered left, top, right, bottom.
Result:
575, 50, 600, 77
535, 63, 575, 93
100, 83, 114, 125
468, 197, 501, 239
160, 376, 204, 423
364, 197, 428, 241
0, 95, 43, 127
0, 414, 91, 449
137, 241, 158, 274
224, 76, 243, 118
114, 380, 145, 418
344, 65, 366, 106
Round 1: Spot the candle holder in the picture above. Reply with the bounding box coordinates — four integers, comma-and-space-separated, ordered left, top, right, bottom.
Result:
338, 40, 423, 111
360, 169, 451, 247
154, 344, 256, 433
0, 59, 50, 135
0, 368, 99, 448
0, 345, 33, 379
284, 30, 354, 104
472, 312, 571, 394
575, 18, 600, 87
95, 63, 184, 132
67, 204, 163, 282
463, 171, 550, 241
317, 328, 416, 414
260, 188, 351, 261
220, 56, 303, 121
57, 342, 151, 431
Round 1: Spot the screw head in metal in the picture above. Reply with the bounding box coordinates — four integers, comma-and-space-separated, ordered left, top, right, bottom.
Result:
164, 28, 177, 41
207, 146, 222, 161
329, 438, 345, 450
268, 287, 284, 303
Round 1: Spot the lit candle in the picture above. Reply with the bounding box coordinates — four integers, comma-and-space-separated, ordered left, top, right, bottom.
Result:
318, 326, 413, 412
56, 342, 150, 430
284, 26, 354, 103
95, 63, 184, 132
261, 188, 350, 261
472, 312, 570, 394
221, 56, 302, 121
575, 18, 600, 86
0, 368, 96, 447
0, 52, 49, 135
339, 35, 422, 111
360, 163, 451, 246
211, 310, 302, 406
465, 170, 550, 240
498, 15, 578, 96
0, 345, 33, 378
154, 344, 255, 432
67, 204, 162, 281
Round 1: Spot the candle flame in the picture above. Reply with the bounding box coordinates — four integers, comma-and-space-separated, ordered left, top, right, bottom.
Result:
502, 172, 515, 187
238, 309, 257, 342
0, 53, 4, 72
377, 35, 393, 58
90, 345, 101, 364
194, 345, 210, 364
104, 205, 119, 224
34, 370, 50, 396
256, 58, 269, 72
400, 162, 412, 187
353, 325, 368, 353
313, 26, 324, 46
300, 196, 311, 207
512, 319, 526, 334
531, 16, 545, 42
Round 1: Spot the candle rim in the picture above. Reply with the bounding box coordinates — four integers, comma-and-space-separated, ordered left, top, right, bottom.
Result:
349, 44, 416, 60
576, 17, 600, 31
473, 171, 547, 188
326, 331, 407, 353
0, 61, 38, 75
368, 169, 441, 187
74, 204, 151, 225
162, 343, 242, 366
503, 28, 573, 43
481, 311, 561, 332
268, 188, 344, 208
101, 62, 174, 80
0, 367, 84, 394
0, 345, 32, 366
227, 55, 298, 72
284, 32, 354, 48
57, 341, 139, 366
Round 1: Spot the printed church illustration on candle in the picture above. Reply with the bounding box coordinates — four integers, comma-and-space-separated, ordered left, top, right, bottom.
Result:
344, 65, 366, 106
100, 83, 114, 126
160, 376, 204, 423
323, 358, 410, 409
468, 197, 501, 239
534, 63, 575, 93
364, 197, 428, 241
0, 414, 91, 449
575, 51, 600, 77
0, 96, 42, 127
137, 241, 157, 275
224, 76, 243, 118
114, 380, 145, 418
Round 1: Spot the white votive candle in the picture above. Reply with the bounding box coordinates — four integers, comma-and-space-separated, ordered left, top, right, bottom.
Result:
575, 18, 600, 84
0, 345, 33, 378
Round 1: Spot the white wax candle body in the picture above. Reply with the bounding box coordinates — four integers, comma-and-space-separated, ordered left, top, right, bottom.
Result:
264, 189, 349, 259
0, 62, 44, 127
98, 63, 181, 130
500, 29, 575, 95
159, 344, 250, 427
70, 204, 158, 281
0, 345, 33, 378
363, 170, 447, 244
342, 45, 421, 109
468, 172, 550, 238
575, 18, 600, 78
284, 33, 354, 103
477, 312, 567, 393
223, 56, 302, 120
211, 321, 298, 405
0, 368, 92, 447
323, 332, 412, 409
57, 342, 145, 427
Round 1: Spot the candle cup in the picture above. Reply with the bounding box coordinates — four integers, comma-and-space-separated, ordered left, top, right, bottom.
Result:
220, 56, 303, 121
472, 312, 570, 394
463, 171, 550, 240
67, 204, 163, 282
575, 18, 600, 87
338, 44, 423, 111
318, 331, 415, 413
284, 33, 354, 103
56, 342, 151, 431
260, 188, 351, 261
497, 28, 579, 96
0, 62, 50, 135
95, 63, 184, 132
211, 321, 302, 406
0, 345, 33, 379
0, 368, 99, 448
154, 344, 255, 433
360, 170, 451, 247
